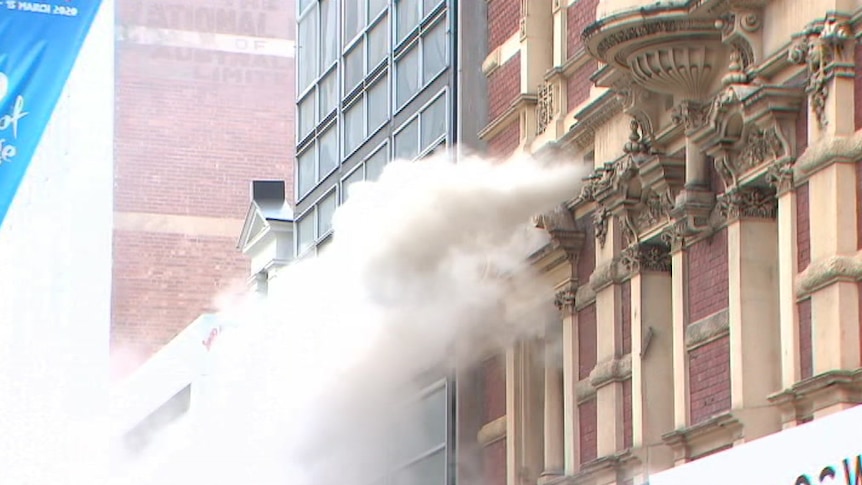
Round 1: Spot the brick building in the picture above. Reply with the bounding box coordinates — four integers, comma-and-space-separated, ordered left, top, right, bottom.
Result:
467, 0, 862, 484
111, 0, 296, 375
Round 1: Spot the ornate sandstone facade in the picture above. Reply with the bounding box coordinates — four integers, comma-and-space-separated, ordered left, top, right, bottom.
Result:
469, 1, 862, 484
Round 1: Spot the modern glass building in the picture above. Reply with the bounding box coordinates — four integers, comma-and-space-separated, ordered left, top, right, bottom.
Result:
294, 0, 482, 258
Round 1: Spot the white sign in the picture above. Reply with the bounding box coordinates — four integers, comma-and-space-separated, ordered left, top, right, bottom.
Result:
650, 405, 862, 485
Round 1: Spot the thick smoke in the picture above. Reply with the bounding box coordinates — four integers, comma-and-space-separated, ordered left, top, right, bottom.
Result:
148, 151, 588, 485
3, 150, 587, 485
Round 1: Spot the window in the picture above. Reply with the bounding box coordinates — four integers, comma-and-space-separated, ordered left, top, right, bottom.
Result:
298, 9, 319, 93
390, 383, 450, 485
295, 189, 338, 256
296, 124, 340, 200
342, 145, 389, 203
343, 75, 389, 156
319, 71, 338, 119
395, 0, 443, 44
395, 16, 448, 108
344, 13, 390, 95
320, 0, 338, 70
395, 92, 447, 161
395, 118, 419, 161
298, 92, 316, 141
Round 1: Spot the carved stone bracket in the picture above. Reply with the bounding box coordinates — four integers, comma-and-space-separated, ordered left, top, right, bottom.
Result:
717, 186, 778, 221
533, 204, 586, 261
672, 100, 711, 133
620, 242, 672, 274
594, 205, 610, 248
714, 6, 764, 69
787, 14, 854, 128
554, 285, 577, 311
765, 158, 795, 195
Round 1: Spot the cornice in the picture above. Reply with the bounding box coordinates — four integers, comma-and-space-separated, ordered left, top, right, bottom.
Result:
477, 94, 537, 142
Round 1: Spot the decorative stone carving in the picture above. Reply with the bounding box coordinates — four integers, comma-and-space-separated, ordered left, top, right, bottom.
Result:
635, 188, 674, 231
536, 81, 555, 135
717, 186, 778, 221
620, 243, 672, 274
660, 219, 689, 252
737, 128, 783, 171
788, 15, 854, 128
533, 204, 585, 261
672, 101, 711, 132
623, 119, 649, 155
714, 154, 738, 190
714, 9, 763, 69
519, 0, 528, 39
619, 212, 639, 247
554, 285, 577, 310
593, 205, 610, 248
765, 158, 795, 194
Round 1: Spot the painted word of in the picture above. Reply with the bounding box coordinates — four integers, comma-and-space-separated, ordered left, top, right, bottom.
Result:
5, 1, 78, 16
795, 455, 862, 485
202, 326, 222, 350
0, 72, 28, 165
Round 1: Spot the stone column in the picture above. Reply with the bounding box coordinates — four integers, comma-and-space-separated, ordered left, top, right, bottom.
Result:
770, 168, 802, 391
622, 243, 675, 477
664, 226, 691, 430
591, 215, 624, 457
721, 187, 782, 441
559, 287, 581, 474
541, 321, 564, 481
506, 340, 544, 485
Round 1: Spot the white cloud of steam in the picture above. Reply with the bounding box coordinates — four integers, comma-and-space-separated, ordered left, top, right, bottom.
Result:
3, 151, 586, 485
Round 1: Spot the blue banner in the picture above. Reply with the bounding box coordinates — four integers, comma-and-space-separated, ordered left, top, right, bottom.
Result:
0, 0, 103, 227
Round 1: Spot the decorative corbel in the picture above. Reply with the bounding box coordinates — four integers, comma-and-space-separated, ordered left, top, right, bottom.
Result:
533, 204, 586, 262
716, 186, 778, 222
787, 14, 854, 129
620, 242, 672, 275
593, 205, 611, 248
714, 6, 764, 69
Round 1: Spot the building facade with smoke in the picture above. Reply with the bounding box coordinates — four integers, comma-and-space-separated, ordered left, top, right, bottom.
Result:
472, 1, 862, 485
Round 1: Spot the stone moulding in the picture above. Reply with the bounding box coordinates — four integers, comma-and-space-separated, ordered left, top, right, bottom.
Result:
768, 369, 862, 424
589, 258, 626, 292
575, 284, 597, 311
662, 412, 743, 463
685, 309, 730, 350
795, 251, 862, 299
477, 415, 507, 447
576, 377, 597, 403
589, 354, 633, 389
793, 130, 862, 182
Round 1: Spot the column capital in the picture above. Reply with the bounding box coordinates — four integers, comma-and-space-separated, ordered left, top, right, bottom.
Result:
620, 242, 672, 275
716, 185, 778, 222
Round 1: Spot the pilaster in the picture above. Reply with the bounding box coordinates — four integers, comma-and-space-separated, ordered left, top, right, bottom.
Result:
624, 243, 675, 477
721, 186, 782, 442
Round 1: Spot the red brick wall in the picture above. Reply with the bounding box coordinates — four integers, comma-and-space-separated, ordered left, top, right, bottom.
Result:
797, 183, 810, 271
487, 0, 520, 52
577, 215, 596, 283
113, 0, 295, 369
481, 355, 507, 422
798, 298, 813, 380
488, 54, 521, 121
686, 230, 729, 323
579, 399, 598, 464
567, 60, 596, 112
689, 336, 732, 425
621, 280, 631, 355
622, 378, 633, 450
484, 439, 507, 485
566, 0, 598, 59
110, 232, 249, 361
488, 122, 521, 160
578, 304, 597, 380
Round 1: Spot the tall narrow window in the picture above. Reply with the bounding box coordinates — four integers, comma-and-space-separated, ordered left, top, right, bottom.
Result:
319, 127, 338, 176
298, 9, 319, 92
320, 0, 338, 70
396, 0, 420, 42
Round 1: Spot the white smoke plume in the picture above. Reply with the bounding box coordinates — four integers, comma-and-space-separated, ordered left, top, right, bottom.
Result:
3, 150, 587, 485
